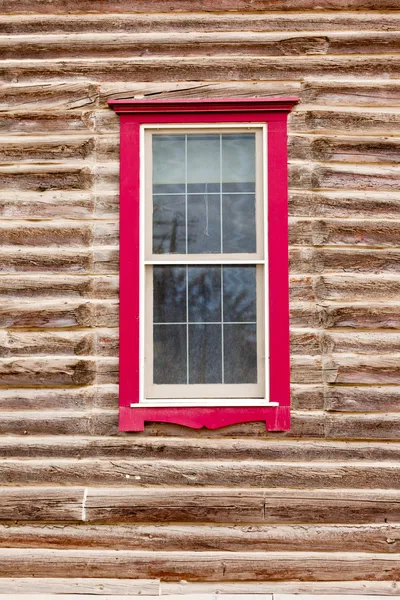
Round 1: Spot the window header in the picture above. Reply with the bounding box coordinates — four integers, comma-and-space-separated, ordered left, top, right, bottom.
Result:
108, 97, 299, 115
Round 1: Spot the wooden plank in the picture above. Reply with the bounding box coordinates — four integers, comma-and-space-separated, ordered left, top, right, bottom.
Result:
323, 355, 400, 384
0, 487, 84, 521
0, 222, 118, 247
319, 304, 400, 329
0, 548, 398, 580
325, 386, 400, 412
0, 385, 117, 411
0, 300, 118, 328
162, 581, 400, 595
0, 274, 118, 299
1, 523, 398, 554
0, 247, 117, 274
3, 13, 400, 34
321, 332, 400, 355
289, 191, 400, 220
290, 218, 400, 248
290, 248, 400, 275
0, 578, 159, 595
315, 275, 400, 302
2, 57, 400, 84
290, 164, 400, 192
1, 436, 398, 461
326, 414, 400, 441
1, 459, 396, 487
2, 0, 399, 12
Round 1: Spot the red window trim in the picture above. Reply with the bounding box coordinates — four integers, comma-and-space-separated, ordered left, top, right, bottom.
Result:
109, 97, 298, 432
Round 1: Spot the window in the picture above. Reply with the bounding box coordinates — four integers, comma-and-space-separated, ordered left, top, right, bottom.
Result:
109, 98, 298, 432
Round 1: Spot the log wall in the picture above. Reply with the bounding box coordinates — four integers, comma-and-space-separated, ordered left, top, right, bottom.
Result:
1, 1, 400, 595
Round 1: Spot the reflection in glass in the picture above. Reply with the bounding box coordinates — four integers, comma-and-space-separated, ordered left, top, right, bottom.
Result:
189, 324, 222, 384
153, 325, 187, 384
223, 193, 256, 254
224, 324, 257, 384
153, 195, 186, 254
223, 266, 256, 322
187, 193, 220, 254
152, 133, 257, 255
188, 266, 221, 323
153, 266, 186, 323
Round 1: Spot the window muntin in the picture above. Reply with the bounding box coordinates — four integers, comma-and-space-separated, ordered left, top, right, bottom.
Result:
142, 125, 268, 405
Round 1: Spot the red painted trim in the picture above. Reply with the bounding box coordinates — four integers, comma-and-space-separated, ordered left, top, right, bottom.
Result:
111, 97, 298, 432
108, 97, 299, 114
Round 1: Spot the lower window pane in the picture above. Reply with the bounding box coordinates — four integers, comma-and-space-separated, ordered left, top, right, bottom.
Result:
224, 324, 257, 384
153, 324, 187, 384
189, 324, 222, 384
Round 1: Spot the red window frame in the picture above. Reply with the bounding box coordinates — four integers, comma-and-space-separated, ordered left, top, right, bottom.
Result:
108, 98, 298, 432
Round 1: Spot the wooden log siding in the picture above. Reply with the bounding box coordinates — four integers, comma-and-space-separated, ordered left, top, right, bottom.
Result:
0, 4, 400, 596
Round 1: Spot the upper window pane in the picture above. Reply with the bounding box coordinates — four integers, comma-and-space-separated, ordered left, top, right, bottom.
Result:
152, 132, 257, 255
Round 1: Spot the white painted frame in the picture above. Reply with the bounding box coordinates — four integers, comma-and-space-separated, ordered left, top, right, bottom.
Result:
132, 123, 275, 408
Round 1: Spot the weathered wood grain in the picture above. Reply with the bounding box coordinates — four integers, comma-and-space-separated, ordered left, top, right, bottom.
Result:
0, 82, 98, 111
315, 275, 400, 301
290, 164, 400, 192
0, 275, 118, 299
321, 331, 400, 355
3, 57, 400, 84
323, 355, 400, 384
0, 165, 92, 192
0, 191, 95, 219
289, 191, 400, 219
290, 134, 400, 164
3, 13, 400, 35
303, 79, 400, 107
0, 300, 118, 328
319, 304, 400, 329
1, 458, 399, 488
3, 0, 400, 12
0, 578, 159, 595
0, 385, 117, 410
0, 548, 398, 580
325, 386, 400, 412
290, 248, 400, 275
0, 222, 118, 247
1, 523, 398, 554
290, 218, 400, 248
0, 329, 118, 357
325, 414, 400, 441
0, 247, 118, 274
0, 358, 96, 386
0, 488, 84, 521
1, 436, 399, 461
290, 331, 320, 355
0, 111, 95, 134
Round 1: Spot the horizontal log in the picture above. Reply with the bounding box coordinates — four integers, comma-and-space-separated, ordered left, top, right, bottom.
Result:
290, 331, 320, 355
319, 304, 400, 329
321, 331, 400, 355
1, 523, 398, 554
0, 409, 324, 438
5, 32, 400, 60
86, 487, 400, 524
290, 164, 400, 192
0, 436, 399, 461
0, 329, 118, 357
0, 82, 98, 111
0, 110, 95, 134
0, 247, 118, 274
323, 355, 400, 384
289, 191, 400, 219
0, 165, 92, 192
291, 108, 400, 134
291, 135, 400, 165
325, 386, 400, 412
303, 79, 400, 107
0, 274, 118, 299
290, 248, 400, 275
326, 414, 400, 441
0, 191, 95, 219
0, 222, 118, 247
0, 358, 96, 386
289, 303, 319, 328
0, 548, 398, 580
0, 487, 84, 521
290, 385, 324, 410
289, 275, 315, 302
1, 458, 399, 488
0, 578, 159, 595
0, 384, 117, 411
0, 32, 334, 59
2, 57, 400, 84
0, 300, 118, 328
315, 275, 400, 301
163, 581, 400, 595
3, 13, 400, 35
0, 135, 95, 162
291, 356, 322, 384
3, 0, 399, 12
